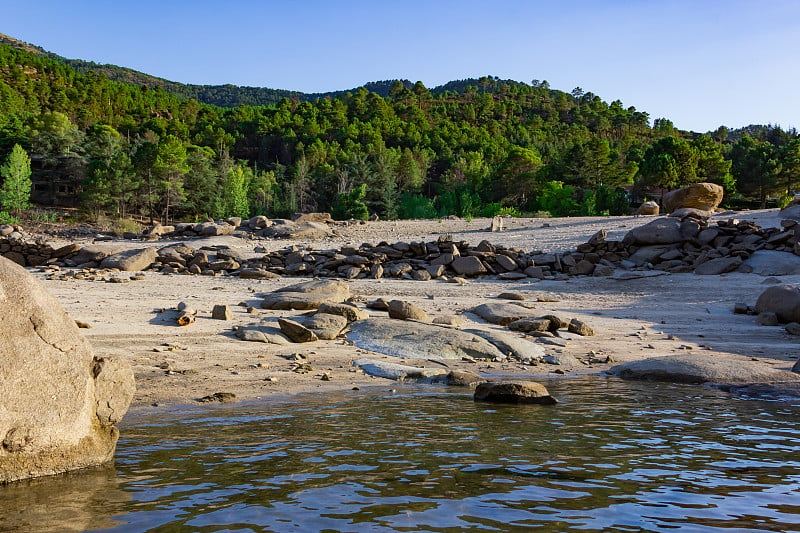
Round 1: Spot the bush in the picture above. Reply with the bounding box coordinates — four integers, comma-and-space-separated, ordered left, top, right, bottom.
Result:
111, 218, 142, 236
398, 193, 437, 219
0, 211, 19, 225
536, 181, 581, 217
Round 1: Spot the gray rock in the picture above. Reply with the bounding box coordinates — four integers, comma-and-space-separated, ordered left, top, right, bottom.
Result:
262, 221, 332, 240
779, 203, 800, 221
628, 245, 674, 266
755, 285, 800, 323
610, 353, 800, 385
508, 318, 551, 332
302, 313, 348, 340
624, 218, 685, 245
262, 280, 351, 310
473, 381, 557, 405
0, 257, 134, 483
236, 325, 291, 345
354, 358, 448, 381
212, 305, 232, 320
756, 312, 780, 326
348, 318, 506, 360
497, 292, 525, 301
68, 245, 126, 266
786, 322, 800, 336
542, 353, 583, 367
471, 302, 536, 325
98, 247, 157, 271
317, 302, 369, 322
464, 328, 546, 360
741, 250, 800, 276
451, 256, 487, 276
694, 256, 742, 275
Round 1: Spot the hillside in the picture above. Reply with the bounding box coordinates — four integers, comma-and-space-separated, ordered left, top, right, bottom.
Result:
0, 32, 796, 224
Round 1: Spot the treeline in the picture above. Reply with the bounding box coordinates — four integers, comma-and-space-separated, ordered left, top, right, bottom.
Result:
0, 42, 799, 224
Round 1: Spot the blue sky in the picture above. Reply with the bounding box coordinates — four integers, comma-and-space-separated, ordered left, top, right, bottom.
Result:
4, 0, 799, 132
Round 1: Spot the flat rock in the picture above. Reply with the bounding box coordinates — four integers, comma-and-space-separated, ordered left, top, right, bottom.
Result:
473, 381, 557, 405
694, 256, 742, 275
471, 302, 537, 325
353, 358, 448, 381
348, 318, 506, 360
610, 353, 800, 385
302, 313, 348, 340
236, 325, 291, 345
278, 318, 318, 343
317, 302, 369, 322
741, 250, 800, 276
262, 221, 332, 240
262, 280, 350, 310
464, 329, 545, 360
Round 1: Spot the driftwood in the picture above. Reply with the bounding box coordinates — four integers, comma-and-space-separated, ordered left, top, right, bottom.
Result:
176, 301, 197, 326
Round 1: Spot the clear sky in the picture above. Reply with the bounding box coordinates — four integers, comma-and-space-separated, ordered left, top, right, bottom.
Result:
3, 0, 799, 133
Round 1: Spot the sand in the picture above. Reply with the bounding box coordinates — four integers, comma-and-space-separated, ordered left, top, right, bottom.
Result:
33, 210, 800, 408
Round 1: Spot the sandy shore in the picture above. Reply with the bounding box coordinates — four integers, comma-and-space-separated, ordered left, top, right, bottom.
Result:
34, 210, 800, 408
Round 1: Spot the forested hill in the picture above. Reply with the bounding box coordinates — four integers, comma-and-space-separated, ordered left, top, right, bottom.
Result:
0, 33, 797, 226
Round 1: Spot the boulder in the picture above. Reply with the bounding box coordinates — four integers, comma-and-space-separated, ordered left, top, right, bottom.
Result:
567, 319, 595, 336
473, 381, 557, 405
262, 221, 332, 240
451, 256, 487, 276
291, 212, 333, 224
262, 280, 350, 310
278, 318, 318, 343
662, 183, 724, 213
610, 353, 800, 385
353, 359, 447, 381
388, 300, 429, 321
755, 285, 800, 323
694, 256, 743, 275
624, 218, 685, 245
464, 329, 546, 361
471, 302, 537, 325
779, 203, 800, 221
68, 245, 126, 266
301, 313, 348, 340
636, 201, 660, 216
445, 370, 486, 387
742, 251, 800, 276
348, 318, 507, 360
0, 257, 135, 483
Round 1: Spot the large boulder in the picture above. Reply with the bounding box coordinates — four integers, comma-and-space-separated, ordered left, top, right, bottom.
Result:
779, 203, 800, 221
261, 280, 350, 310
473, 381, 558, 405
662, 183, 724, 213
610, 353, 800, 385
348, 318, 506, 360
0, 257, 135, 483
755, 285, 800, 323
623, 218, 685, 245
100, 248, 158, 271
742, 251, 800, 276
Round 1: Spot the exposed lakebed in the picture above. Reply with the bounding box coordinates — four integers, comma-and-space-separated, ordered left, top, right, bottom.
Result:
1, 377, 798, 532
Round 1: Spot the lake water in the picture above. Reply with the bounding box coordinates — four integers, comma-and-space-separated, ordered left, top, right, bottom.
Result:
1, 377, 799, 532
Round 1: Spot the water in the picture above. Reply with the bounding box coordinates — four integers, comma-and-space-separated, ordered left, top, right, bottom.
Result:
1, 377, 799, 532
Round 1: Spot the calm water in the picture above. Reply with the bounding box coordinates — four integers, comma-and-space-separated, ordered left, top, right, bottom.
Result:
1, 377, 799, 532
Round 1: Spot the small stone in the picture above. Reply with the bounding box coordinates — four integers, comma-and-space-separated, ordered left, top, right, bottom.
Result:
568, 319, 595, 336
212, 304, 232, 320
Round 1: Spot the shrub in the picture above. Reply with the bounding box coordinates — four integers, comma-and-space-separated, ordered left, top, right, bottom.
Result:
331, 184, 369, 221
398, 193, 437, 219
111, 218, 142, 236
0, 211, 19, 225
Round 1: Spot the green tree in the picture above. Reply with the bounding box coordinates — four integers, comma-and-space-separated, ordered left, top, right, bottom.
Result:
0, 144, 32, 215
778, 138, 800, 198
730, 135, 782, 208
637, 136, 698, 190
153, 135, 189, 223
497, 145, 543, 207
692, 134, 734, 190
331, 183, 369, 220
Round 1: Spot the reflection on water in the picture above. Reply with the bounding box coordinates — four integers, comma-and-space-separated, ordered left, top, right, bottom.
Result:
1, 377, 799, 532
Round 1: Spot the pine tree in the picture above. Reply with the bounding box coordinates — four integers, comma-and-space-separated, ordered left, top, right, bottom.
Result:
0, 144, 32, 215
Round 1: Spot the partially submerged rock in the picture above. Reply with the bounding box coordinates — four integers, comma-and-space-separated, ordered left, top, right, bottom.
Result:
353, 358, 448, 381
0, 257, 135, 483
610, 354, 800, 385
473, 381, 558, 405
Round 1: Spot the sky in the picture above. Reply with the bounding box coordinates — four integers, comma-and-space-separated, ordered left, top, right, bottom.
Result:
3, 0, 799, 133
